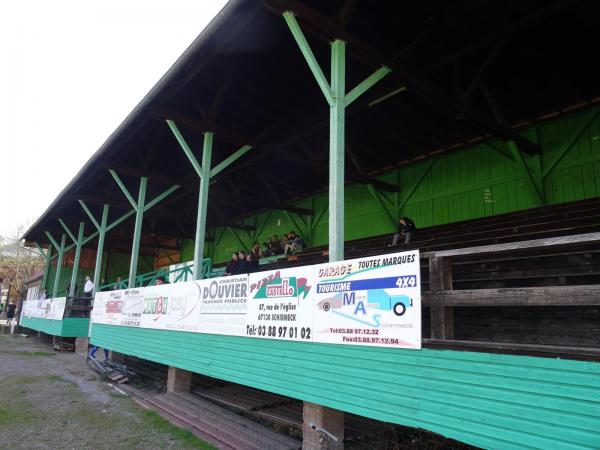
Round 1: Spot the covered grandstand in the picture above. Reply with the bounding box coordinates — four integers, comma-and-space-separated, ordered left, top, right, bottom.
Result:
20, 1, 600, 448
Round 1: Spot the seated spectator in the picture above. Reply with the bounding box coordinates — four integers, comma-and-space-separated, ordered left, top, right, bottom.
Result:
236, 250, 248, 274
155, 276, 167, 285
246, 253, 259, 273
391, 217, 417, 246
225, 252, 239, 276
113, 276, 123, 290
251, 243, 261, 262
262, 239, 271, 256
284, 231, 305, 255
268, 235, 284, 256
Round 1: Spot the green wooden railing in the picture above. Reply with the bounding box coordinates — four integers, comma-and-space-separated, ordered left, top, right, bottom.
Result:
98, 258, 212, 291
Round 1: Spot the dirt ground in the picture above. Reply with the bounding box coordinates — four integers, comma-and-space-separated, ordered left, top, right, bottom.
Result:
0, 332, 214, 450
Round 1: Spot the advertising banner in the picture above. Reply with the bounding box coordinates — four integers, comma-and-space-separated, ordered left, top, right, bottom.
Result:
91, 290, 124, 326
91, 251, 421, 349
197, 275, 248, 336
120, 289, 144, 327
21, 297, 67, 320
246, 267, 315, 341
313, 251, 421, 348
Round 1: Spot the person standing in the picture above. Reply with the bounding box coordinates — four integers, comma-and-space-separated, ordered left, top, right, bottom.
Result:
83, 276, 94, 298
88, 345, 109, 361
6, 302, 16, 325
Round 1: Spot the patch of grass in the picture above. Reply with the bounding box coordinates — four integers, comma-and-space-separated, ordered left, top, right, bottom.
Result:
0, 350, 54, 357
3, 375, 43, 385
0, 399, 34, 425
45, 374, 77, 386
142, 409, 216, 449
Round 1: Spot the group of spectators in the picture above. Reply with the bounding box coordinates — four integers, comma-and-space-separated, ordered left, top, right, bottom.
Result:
225, 231, 306, 276
262, 231, 306, 257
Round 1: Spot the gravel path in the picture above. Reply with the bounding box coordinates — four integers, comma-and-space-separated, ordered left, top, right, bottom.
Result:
0, 332, 213, 450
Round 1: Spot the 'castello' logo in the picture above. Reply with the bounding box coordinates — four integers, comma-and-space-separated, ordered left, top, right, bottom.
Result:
253, 277, 311, 300
143, 296, 169, 321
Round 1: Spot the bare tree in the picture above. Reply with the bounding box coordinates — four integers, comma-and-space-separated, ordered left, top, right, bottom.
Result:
0, 222, 45, 298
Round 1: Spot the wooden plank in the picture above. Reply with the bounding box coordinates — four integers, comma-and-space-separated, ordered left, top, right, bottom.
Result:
423, 285, 600, 306
422, 232, 600, 259
429, 257, 454, 339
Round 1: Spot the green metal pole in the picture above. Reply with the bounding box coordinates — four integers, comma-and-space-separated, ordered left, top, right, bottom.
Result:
329, 39, 346, 262
193, 132, 213, 280
52, 234, 66, 299
128, 177, 147, 288
68, 222, 85, 298
92, 205, 109, 295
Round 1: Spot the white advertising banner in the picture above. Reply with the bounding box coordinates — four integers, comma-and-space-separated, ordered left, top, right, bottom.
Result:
91, 251, 421, 349
21, 297, 67, 320
313, 251, 421, 349
91, 290, 124, 326
197, 275, 248, 336
246, 267, 315, 341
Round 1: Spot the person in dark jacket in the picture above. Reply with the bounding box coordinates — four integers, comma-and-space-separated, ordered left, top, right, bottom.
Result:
6, 302, 17, 325
225, 252, 240, 276
392, 217, 417, 245
236, 251, 248, 274
246, 253, 259, 273
267, 235, 283, 256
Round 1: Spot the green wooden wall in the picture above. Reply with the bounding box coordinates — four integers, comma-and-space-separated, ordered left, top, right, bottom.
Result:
196, 108, 600, 264
91, 324, 600, 449
21, 317, 90, 337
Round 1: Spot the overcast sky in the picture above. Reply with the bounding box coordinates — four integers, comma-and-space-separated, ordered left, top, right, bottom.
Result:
0, 0, 228, 238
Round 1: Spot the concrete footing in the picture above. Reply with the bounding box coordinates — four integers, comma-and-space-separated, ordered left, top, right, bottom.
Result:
74, 337, 89, 356
166, 366, 192, 393
302, 402, 344, 450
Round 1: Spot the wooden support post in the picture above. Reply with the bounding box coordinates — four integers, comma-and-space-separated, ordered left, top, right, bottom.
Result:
166, 366, 192, 393
74, 337, 89, 356
429, 256, 454, 339
302, 402, 344, 450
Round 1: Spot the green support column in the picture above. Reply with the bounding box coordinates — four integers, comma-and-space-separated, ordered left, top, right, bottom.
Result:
34, 242, 51, 292
108, 170, 179, 288
79, 201, 110, 295
66, 222, 85, 298
129, 177, 147, 288
194, 132, 213, 279
329, 39, 346, 262
93, 205, 109, 295
53, 234, 66, 298
167, 120, 252, 280
283, 11, 390, 263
